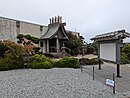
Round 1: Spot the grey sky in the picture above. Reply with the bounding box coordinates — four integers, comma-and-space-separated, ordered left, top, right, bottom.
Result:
0, 0, 130, 43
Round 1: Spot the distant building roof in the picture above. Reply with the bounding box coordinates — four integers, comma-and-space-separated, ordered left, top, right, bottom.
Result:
66, 30, 80, 38
40, 16, 69, 40
40, 23, 59, 39
91, 30, 130, 41
40, 22, 68, 39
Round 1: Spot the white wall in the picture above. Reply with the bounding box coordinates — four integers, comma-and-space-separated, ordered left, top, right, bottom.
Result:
100, 43, 116, 62
20, 22, 48, 38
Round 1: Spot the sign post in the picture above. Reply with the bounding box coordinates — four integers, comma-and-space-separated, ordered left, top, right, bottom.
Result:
106, 79, 114, 87
93, 66, 95, 80
91, 30, 130, 77
113, 73, 115, 94
80, 61, 83, 73
106, 73, 115, 94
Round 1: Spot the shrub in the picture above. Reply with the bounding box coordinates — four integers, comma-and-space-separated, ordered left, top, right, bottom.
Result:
24, 35, 39, 44
79, 58, 90, 65
0, 40, 24, 71
121, 53, 130, 64
69, 49, 79, 56
46, 59, 55, 66
27, 54, 53, 69
17, 34, 24, 41
42, 61, 53, 69
55, 57, 80, 68
0, 58, 9, 70
79, 58, 102, 65
30, 61, 53, 69
31, 54, 47, 62
64, 32, 83, 56
122, 44, 130, 59
53, 59, 63, 68
0, 42, 8, 58
33, 47, 40, 53
89, 58, 99, 65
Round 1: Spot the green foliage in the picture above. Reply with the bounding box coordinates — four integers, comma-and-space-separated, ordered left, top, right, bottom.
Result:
17, 34, 39, 44
32, 54, 46, 61
122, 44, 130, 59
24, 34, 39, 44
27, 54, 53, 69
24, 35, 32, 40
33, 47, 40, 53
0, 40, 24, 71
31, 37, 39, 44
91, 41, 98, 54
79, 58, 102, 65
54, 57, 80, 68
0, 42, 8, 58
120, 44, 130, 64
30, 61, 53, 69
65, 32, 83, 55
17, 34, 24, 41
121, 53, 130, 64
69, 49, 79, 56
84, 42, 98, 54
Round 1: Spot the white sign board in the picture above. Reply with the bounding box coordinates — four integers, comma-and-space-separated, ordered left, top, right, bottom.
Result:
106, 79, 114, 87
100, 43, 116, 62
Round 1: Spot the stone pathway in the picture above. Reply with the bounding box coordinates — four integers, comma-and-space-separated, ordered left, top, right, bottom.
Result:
83, 63, 130, 97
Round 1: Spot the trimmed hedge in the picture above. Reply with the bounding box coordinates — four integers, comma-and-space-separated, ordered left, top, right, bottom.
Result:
27, 54, 53, 69
79, 58, 102, 65
30, 61, 53, 69
28, 55, 80, 69
54, 57, 80, 68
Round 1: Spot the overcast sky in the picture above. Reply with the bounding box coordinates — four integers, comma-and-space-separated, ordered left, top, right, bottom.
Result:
0, 0, 130, 43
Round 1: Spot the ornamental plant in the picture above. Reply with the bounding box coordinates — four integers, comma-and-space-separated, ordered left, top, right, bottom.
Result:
54, 56, 80, 68
0, 40, 24, 70
27, 54, 53, 69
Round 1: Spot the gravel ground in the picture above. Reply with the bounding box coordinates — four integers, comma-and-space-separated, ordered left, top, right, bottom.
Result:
0, 68, 123, 98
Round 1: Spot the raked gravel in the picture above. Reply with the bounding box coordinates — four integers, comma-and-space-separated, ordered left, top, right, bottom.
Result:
0, 68, 123, 98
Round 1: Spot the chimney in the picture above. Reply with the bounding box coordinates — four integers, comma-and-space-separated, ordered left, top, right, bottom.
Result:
60, 16, 62, 23
52, 17, 54, 23
58, 16, 60, 23
49, 16, 63, 24
55, 16, 57, 23
50, 18, 52, 24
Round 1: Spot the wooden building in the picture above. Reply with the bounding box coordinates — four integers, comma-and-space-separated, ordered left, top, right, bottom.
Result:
40, 16, 68, 53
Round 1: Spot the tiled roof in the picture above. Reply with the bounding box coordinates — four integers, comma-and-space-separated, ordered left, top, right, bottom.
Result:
40, 23, 59, 39
91, 30, 130, 41
40, 23, 68, 39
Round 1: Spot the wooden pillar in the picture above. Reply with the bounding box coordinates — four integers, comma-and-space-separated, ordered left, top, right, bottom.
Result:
56, 38, 59, 52
47, 39, 49, 52
98, 43, 102, 70
116, 39, 121, 77
43, 40, 46, 53
117, 64, 121, 77
39, 40, 43, 53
